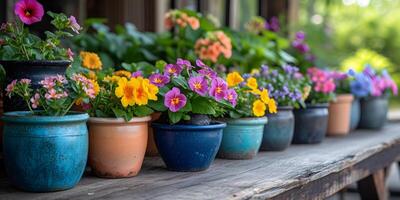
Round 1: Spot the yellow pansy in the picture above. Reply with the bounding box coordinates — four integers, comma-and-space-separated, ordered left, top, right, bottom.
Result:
246, 77, 258, 90
114, 70, 131, 78
252, 100, 266, 117
81, 51, 102, 70
142, 78, 158, 101
260, 89, 270, 104
115, 77, 136, 107
250, 69, 260, 76
133, 77, 148, 106
226, 72, 244, 87
104, 75, 121, 83
268, 99, 277, 114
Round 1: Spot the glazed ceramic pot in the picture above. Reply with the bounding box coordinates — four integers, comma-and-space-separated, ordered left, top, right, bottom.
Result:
260, 107, 294, 151
0, 60, 69, 112
88, 116, 150, 178
350, 97, 361, 131
2, 111, 88, 192
293, 104, 329, 144
358, 96, 389, 129
217, 117, 268, 160
152, 122, 226, 172
327, 94, 354, 136
146, 113, 161, 157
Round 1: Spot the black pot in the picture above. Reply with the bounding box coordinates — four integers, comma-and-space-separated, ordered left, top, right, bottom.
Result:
260, 106, 294, 151
0, 60, 70, 112
293, 104, 329, 144
358, 96, 388, 129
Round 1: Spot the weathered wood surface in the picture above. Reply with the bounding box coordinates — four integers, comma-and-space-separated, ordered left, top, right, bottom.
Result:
0, 123, 400, 200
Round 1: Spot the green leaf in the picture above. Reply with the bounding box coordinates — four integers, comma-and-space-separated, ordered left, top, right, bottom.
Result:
229, 111, 242, 119
148, 99, 167, 112
180, 101, 192, 112
112, 108, 127, 120
156, 60, 167, 72
168, 111, 183, 124
191, 97, 216, 115
134, 106, 154, 117
172, 75, 189, 89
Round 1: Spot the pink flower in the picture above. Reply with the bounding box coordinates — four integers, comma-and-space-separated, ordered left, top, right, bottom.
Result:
224, 89, 237, 106
5, 80, 17, 96
176, 58, 193, 69
131, 71, 143, 78
196, 59, 207, 68
45, 88, 58, 100
20, 78, 31, 84
149, 73, 170, 87
188, 76, 208, 96
164, 87, 187, 112
68, 16, 81, 34
209, 77, 228, 101
30, 93, 40, 108
71, 74, 96, 98
67, 48, 74, 61
14, 0, 44, 25
198, 67, 217, 79
164, 64, 183, 76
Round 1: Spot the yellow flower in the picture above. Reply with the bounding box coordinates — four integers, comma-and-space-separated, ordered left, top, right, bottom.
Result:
260, 89, 270, 104
142, 78, 158, 101
114, 70, 131, 78
90, 80, 100, 96
250, 69, 260, 76
268, 99, 277, 114
132, 77, 148, 106
115, 77, 136, 107
87, 71, 97, 80
226, 72, 244, 87
104, 75, 121, 83
246, 77, 258, 90
302, 86, 311, 100
252, 100, 266, 117
81, 51, 102, 70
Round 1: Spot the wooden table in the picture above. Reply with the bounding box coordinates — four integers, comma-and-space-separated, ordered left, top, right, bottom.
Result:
1, 123, 400, 200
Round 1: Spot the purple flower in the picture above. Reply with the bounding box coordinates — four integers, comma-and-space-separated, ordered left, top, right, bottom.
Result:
188, 76, 208, 96
164, 64, 183, 76
196, 59, 207, 68
282, 64, 299, 75
68, 16, 81, 34
67, 48, 74, 61
131, 71, 143, 78
176, 58, 193, 69
271, 70, 279, 77
14, 0, 44, 25
292, 41, 310, 54
149, 73, 170, 87
164, 87, 187, 112
295, 31, 305, 41
224, 89, 238, 106
209, 77, 228, 101
266, 17, 280, 32
363, 65, 375, 78
198, 67, 217, 79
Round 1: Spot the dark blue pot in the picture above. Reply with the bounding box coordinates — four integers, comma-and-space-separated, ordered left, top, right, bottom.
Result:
293, 104, 328, 144
350, 98, 361, 131
218, 117, 268, 160
358, 96, 388, 129
152, 122, 226, 172
260, 107, 294, 151
2, 111, 89, 192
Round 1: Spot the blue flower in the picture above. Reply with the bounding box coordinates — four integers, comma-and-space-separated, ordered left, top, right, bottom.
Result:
350, 73, 372, 97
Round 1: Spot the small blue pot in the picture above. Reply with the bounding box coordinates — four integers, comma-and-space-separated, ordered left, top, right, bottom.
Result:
218, 117, 268, 160
293, 104, 328, 144
358, 96, 389, 129
2, 111, 89, 192
350, 97, 361, 131
152, 122, 226, 172
260, 107, 294, 151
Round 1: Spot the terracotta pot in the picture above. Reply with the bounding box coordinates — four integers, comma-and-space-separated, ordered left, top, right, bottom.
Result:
327, 94, 354, 136
146, 112, 161, 157
88, 116, 150, 178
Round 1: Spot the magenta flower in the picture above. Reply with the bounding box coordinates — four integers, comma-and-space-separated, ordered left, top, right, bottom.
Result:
199, 67, 217, 79
131, 71, 143, 78
164, 64, 183, 76
188, 76, 208, 96
68, 16, 81, 34
14, 0, 44, 25
196, 59, 207, 68
209, 77, 228, 101
224, 89, 237, 106
30, 93, 40, 109
176, 58, 193, 69
149, 73, 170, 87
67, 48, 74, 61
164, 87, 187, 112
20, 78, 31, 84
5, 80, 17, 96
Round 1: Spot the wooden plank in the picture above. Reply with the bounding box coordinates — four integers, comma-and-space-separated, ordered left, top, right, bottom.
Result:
0, 123, 399, 200
357, 169, 387, 200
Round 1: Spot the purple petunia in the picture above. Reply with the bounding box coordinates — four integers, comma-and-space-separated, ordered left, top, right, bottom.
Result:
164, 64, 183, 76
196, 59, 208, 68
131, 71, 143, 78
198, 67, 217, 79
176, 58, 193, 69
209, 77, 228, 101
164, 87, 187, 112
188, 76, 208, 96
149, 73, 170, 87
224, 89, 238, 106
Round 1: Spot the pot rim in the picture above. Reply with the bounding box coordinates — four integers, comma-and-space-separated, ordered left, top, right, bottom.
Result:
0, 60, 71, 66
304, 103, 329, 109
88, 116, 151, 124
2, 111, 89, 123
152, 121, 227, 130
277, 106, 293, 111
220, 116, 268, 125
331, 94, 354, 103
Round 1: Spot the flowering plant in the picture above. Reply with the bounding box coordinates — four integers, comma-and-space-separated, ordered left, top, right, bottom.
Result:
306, 67, 336, 104
194, 31, 232, 63
0, 0, 81, 60
245, 16, 280, 35
224, 72, 277, 118
5, 74, 96, 116
253, 64, 308, 108
290, 31, 315, 72
355, 66, 398, 97
327, 70, 351, 94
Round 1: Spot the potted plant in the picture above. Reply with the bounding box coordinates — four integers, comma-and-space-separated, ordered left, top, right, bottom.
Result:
357, 66, 397, 129
150, 59, 228, 172
255, 64, 307, 151
293, 67, 335, 144
0, 0, 81, 111
217, 72, 276, 159
2, 74, 96, 192
326, 70, 354, 136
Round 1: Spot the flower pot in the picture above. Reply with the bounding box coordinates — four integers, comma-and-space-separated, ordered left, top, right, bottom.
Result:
293, 104, 328, 144
327, 94, 354, 136
260, 107, 294, 151
0, 60, 70, 112
152, 122, 226, 172
88, 116, 150, 178
358, 96, 389, 129
146, 113, 161, 157
350, 97, 361, 131
2, 111, 88, 192
217, 117, 268, 160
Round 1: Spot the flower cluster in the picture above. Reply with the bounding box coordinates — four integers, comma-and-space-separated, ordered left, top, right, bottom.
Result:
348, 69, 372, 98
39, 75, 69, 101
80, 51, 103, 70
292, 31, 310, 54
306, 67, 336, 104
245, 16, 266, 34
195, 31, 232, 63
115, 76, 158, 107
265, 17, 280, 32
359, 66, 398, 97
164, 10, 200, 30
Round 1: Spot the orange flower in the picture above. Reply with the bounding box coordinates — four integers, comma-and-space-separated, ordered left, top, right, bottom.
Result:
194, 31, 232, 63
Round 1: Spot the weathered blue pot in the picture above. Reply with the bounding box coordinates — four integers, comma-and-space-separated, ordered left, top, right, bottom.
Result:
260, 107, 294, 151
2, 111, 89, 192
152, 122, 226, 172
217, 117, 268, 160
358, 96, 389, 129
350, 97, 361, 130
293, 104, 328, 144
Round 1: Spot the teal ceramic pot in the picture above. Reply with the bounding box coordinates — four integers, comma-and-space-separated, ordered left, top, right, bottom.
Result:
2, 111, 89, 192
358, 96, 388, 129
260, 107, 294, 151
293, 104, 328, 144
350, 97, 361, 130
217, 117, 268, 160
